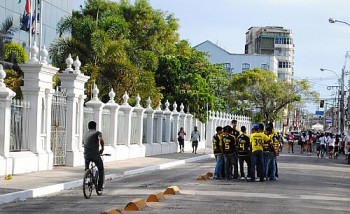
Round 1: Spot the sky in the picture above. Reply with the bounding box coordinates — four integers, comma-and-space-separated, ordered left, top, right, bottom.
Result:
72, 0, 350, 113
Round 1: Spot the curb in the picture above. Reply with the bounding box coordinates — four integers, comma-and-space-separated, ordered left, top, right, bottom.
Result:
0, 154, 214, 205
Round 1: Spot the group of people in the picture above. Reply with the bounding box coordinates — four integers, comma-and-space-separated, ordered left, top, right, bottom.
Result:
211, 120, 280, 182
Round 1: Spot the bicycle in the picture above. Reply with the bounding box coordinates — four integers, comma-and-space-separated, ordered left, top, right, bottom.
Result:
83, 154, 110, 199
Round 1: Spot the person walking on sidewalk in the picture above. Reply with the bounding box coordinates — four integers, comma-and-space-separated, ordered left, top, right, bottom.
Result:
213, 126, 223, 179
191, 126, 201, 154
83, 121, 105, 192
178, 127, 186, 153
288, 132, 294, 153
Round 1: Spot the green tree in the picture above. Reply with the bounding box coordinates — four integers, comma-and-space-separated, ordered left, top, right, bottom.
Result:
229, 68, 318, 124
0, 17, 17, 61
50, 0, 180, 104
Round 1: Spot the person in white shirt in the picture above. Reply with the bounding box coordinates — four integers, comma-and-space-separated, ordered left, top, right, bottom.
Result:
319, 133, 326, 158
328, 134, 335, 159
190, 126, 201, 154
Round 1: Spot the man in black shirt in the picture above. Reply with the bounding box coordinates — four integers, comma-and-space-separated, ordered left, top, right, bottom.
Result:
83, 121, 105, 191
222, 125, 237, 180
237, 126, 251, 180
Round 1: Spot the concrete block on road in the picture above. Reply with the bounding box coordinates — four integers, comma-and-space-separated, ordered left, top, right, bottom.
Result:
124, 198, 148, 211
101, 208, 123, 214
146, 192, 165, 202
163, 186, 180, 195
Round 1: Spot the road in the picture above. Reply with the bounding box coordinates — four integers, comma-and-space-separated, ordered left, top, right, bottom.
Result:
1, 151, 350, 214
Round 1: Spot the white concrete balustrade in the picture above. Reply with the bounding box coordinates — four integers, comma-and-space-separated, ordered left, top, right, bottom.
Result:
0, 47, 251, 176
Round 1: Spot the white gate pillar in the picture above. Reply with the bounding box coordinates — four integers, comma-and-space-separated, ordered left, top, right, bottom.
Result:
164, 100, 172, 143
0, 65, 16, 157
119, 92, 132, 146
58, 55, 90, 167
144, 97, 154, 144
154, 102, 164, 144
172, 102, 180, 140
133, 94, 145, 146
20, 46, 58, 171
0, 65, 15, 176
104, 89, 119, 148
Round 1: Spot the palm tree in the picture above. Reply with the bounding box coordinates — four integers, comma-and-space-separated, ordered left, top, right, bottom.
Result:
0, 17, 17, 61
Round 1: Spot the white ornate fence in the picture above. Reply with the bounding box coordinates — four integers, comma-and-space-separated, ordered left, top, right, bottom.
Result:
0, 47, 251, 176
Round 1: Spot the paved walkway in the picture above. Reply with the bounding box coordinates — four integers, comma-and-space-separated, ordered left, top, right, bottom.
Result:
0, 149, 214, 204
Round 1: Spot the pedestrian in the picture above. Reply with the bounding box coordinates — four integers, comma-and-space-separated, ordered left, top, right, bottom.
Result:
237, 126, 251, 181
177, 127, 186, 153
264, 126, 277, 181
222, 125, 236, 180
230, 119, 240, 179
288, 132, 294, 153
190, 126, 200, 154
249, 123, 270, 182
334, 134, 340, 159
300, 132, 306, 154
212, 126, 223, 179
319, 133, 326, 158
83, 121, 105, 192
306, 131, 313, 155
328, 133, 335, 159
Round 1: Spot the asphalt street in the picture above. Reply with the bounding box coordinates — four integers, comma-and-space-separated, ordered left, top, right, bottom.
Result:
1, 148, 350, 214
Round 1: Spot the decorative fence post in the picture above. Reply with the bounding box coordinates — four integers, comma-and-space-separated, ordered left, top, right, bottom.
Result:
172, 102, 180, 152
104, 89, 119, 148
163, 100, 172, 154
144, 97, 157, 156
131, 94, 145, 157
179, 103, 187, 140
20, 44, 58, 171
58, 55, 90, 166
118, 92, 132, 147
154, 101, 163, 144
205, 111, 214, 149
0, 65, 16, 175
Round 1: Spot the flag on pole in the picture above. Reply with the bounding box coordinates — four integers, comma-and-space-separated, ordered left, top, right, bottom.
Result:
20, 0, 31, 31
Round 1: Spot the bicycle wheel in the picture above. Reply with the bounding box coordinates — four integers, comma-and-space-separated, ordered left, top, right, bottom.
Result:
83, 169, 93, 199
95, 173, 104, 196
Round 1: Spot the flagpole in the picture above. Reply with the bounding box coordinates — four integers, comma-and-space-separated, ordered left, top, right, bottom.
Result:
34, 0, 38, 44
39, 0, 44, 62
28, 0, 33, 58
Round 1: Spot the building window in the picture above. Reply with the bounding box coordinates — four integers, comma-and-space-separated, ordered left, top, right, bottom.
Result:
261, 64, 269, 69
278, 73, 290, 80
275, 37, 292, 45
242, 63, 250, 71
278, 61, 291, 68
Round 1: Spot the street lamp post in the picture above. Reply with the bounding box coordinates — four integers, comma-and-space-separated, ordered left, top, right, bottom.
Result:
320, 68, 345, 134
329, 18, 350, 133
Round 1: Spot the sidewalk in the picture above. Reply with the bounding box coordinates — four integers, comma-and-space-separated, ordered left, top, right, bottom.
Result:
0, 149, 214, 205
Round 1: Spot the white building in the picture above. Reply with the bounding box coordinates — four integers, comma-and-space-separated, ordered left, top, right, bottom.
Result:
245, 26, 294, 81
194, 40, 278, 75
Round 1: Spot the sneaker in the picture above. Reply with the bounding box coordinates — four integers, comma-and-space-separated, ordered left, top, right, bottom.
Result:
255, 178, 260, 182
241, 177, 246, 181
97, 187, 103, 192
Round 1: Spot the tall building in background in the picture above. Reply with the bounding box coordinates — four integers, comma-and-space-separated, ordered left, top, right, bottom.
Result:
245, 26, 294, 81
0, 0, 72, 60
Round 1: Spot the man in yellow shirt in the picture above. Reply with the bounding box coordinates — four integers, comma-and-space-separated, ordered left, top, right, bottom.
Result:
249, 123, 271, 182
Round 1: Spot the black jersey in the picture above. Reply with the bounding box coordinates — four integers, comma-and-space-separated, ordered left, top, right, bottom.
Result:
237, 133, 250, 156
222, 134, 236, 154
212, 134, 222, 154
232, 128, 240, 139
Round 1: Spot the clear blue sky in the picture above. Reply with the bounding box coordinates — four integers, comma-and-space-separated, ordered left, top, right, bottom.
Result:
72, 0, 350, 113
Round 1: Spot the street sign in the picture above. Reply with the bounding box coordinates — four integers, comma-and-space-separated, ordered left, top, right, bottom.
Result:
315, 111, 324, 116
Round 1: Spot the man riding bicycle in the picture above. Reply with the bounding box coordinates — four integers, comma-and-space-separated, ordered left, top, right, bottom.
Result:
83, 121, 105, 192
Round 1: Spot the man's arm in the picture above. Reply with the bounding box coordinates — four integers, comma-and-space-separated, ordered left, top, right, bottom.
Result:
98, 134, 104, 154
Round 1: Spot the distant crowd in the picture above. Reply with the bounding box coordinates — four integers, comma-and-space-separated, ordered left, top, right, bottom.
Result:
177, 121, 350, 182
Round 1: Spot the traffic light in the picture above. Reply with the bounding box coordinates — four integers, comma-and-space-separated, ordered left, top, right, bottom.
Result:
320, 100, 324, 108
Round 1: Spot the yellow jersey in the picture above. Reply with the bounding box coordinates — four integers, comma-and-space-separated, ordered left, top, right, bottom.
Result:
250, 132, 270, 152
